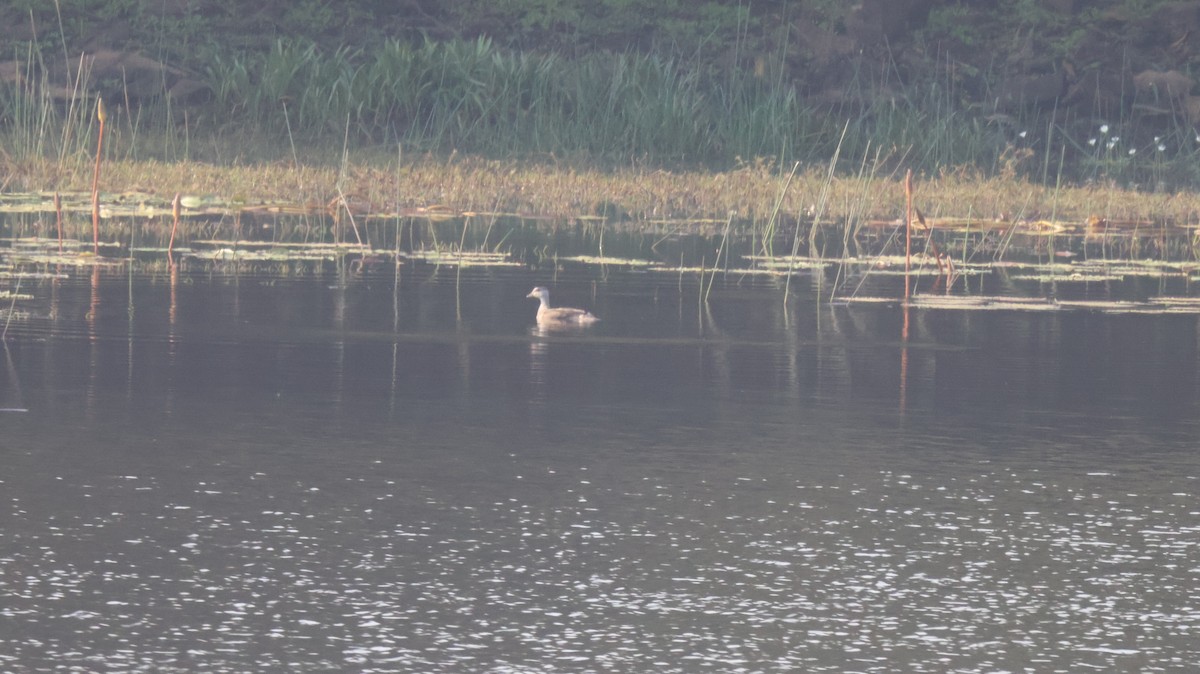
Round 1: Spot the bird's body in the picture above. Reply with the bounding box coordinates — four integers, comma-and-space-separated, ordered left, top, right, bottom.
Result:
526, 286, 600, 326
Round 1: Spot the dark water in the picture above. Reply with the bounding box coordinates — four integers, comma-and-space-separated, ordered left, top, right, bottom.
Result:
2, 262, 1199, 673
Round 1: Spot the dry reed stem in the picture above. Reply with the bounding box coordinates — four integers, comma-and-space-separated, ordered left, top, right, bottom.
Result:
90, 98, 106, 255
168, 192, 180, 263
54, 191, 63, 253
905, 169, 913, 302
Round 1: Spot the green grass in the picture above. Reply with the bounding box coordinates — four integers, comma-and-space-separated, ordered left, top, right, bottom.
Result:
5, 34, 1200, 211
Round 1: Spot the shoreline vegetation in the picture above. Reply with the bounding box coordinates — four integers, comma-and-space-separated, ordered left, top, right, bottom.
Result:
4, 154, 1200, 231
4, 3, 1200, 237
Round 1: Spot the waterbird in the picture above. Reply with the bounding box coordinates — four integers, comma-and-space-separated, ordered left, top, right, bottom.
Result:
526, 286, 600, 326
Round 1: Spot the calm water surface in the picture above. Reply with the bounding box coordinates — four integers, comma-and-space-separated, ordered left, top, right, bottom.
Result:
2, 263, 1199, 673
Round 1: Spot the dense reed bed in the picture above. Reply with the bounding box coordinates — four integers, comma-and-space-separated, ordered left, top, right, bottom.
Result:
5, 36, 1200, 181
3, 37, 1200, 234
203, 37, 1200, 186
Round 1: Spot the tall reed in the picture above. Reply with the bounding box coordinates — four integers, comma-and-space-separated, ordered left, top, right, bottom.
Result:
197, 37, 995, 170
5, 34, 1200, 189
91, 97, 106, 255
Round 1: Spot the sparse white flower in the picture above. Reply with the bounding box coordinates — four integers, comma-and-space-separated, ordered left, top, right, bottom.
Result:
1088, 138, 1097, 146
1128, 148, 1137, 155
1018, 130, 1027, 138
1154, 136, 1161, 143
1106, 139, 1117, 150
1100, 124, 1110, 134
1112, 136, 1120, 143
1158, 143, 1167, 152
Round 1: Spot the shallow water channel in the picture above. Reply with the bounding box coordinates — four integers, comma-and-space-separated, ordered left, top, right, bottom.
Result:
2, 254, 1199, 672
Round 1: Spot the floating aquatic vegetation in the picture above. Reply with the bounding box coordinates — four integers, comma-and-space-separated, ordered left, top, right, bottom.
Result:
862, 267, 988, 277
1, 248, 126, 267
559, 255, 656, 267
1005, 261, 1129, 282
1009, 273, 1126, 282
852, 254, 947, 268
840, 294, 1200, 314
1152, 297, 1200, 308
745, 255, 832, 271
911, 296, 1060, 311
657, 265, 809, 277
190, 239, 365, 250
1054, 300, 1174, 314
172, 239, 357, 262
5, 237, 81, 248
1071, 259, 1199, 278
403, 250, 521, 267
0, 270, 70, 281
186, 247, 342, 262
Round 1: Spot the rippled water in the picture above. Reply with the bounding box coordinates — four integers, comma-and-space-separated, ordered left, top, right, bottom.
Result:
2, 263, 1199, 672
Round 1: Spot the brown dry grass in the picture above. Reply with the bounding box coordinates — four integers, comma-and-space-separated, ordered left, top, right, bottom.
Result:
5, 154, 1200, 229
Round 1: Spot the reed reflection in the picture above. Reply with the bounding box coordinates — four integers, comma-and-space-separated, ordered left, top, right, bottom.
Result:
389, 258, 402, 416
85, 265, 101, 421
166, 263, 179, 418
0, 341, 28, 413
699, 299, 731, 400
900, 301, 910, 414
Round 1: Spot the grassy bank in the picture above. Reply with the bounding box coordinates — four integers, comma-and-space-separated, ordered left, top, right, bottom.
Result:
5, 152, 1199, 232
3, 32, 1200, 234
